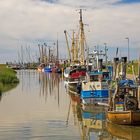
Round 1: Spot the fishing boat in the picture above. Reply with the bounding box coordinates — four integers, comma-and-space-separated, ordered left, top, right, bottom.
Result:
107, 57, 140, 125
80, 70, 110, 105
64, 65, 86, 82
64, 65, 86, 93
37, 63, 45, 72
64, 9, 88, 93
42, 62, 63, 73
80, 49, 111, 105
107, 79, 140, 125
43, 63, 55, 73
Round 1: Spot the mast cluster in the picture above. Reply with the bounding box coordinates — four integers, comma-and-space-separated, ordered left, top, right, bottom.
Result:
64, 9, 86, 66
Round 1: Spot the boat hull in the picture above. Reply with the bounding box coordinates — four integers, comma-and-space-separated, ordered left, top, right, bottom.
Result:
107, 110, 140, 125
67, 81, 79, 94
81, 81, 109, 105
81, 90, 109, 98
44, 67, 52, 73
37, 67, 43, 72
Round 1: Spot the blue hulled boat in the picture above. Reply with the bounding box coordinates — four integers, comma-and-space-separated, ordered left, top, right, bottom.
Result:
43, 63, 54, 73
80, 70, 111, 104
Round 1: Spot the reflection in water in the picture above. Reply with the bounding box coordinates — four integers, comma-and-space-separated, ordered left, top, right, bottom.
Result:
68, 92, 108, 140
0, 92, 2, 101
18, 69, 38, 92
107, 123, 140, 140
0, 84, 19, 102
1, 70, 140, 140
18, 70, 62, 105
0, 70, 79, 140
39, 72, 63, 105
68, 90, 140, 140
66, 93, 81, 126
80, 106, 108, 140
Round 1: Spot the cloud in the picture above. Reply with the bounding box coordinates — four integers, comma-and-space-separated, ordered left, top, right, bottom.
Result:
117, 0, 140, 4
41, 0, 121, 8
0, 0, 140, 62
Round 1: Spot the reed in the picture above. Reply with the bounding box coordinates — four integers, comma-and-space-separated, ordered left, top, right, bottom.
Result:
0, 64, 19, 92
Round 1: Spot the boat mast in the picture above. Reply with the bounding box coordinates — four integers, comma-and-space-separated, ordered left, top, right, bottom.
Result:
71, 30, 75, 64
64, 30, 71, 62
79, 9, 85, 65
56, 33, 59, 64
75, 30, 79, 63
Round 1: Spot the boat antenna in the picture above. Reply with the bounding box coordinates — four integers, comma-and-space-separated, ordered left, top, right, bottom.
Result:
104, 43, 108, 64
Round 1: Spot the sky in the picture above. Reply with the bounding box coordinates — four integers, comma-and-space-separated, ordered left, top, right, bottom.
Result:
0, 0, 140, 63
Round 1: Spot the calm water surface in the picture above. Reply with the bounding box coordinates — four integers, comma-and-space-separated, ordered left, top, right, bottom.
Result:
0, 70, 140, 140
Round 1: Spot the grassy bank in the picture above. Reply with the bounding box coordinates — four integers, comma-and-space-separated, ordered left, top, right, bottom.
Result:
127, 61, 138, 75
0, 64, 19, 93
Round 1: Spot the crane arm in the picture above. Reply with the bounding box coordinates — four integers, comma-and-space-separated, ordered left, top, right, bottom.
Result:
64, 30, 71, 61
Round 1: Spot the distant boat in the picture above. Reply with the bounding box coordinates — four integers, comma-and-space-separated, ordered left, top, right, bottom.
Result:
43, 63, 53, 73
37, 63, 45, 72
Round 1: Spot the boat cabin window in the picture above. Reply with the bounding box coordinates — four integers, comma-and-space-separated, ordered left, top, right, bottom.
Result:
127, 88, 137, 97
102, 73, 109, 81
70, 69, 76, 74
89, 72, 109, 82
90, 75, 99, 82
118, 88, 136, 97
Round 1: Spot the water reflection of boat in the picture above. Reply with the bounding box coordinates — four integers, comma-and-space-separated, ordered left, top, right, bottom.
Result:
68, 91, 109, 140
66, 91, 82, 126
107, 122, 140, 140
81, 104, 107, 114
0, 92, 2, 101
80, 107, 107, 140
39, 73, 62, 104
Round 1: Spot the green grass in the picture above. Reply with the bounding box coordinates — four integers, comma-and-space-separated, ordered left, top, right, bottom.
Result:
0, 64, 19, 93
127, 62, 138, 75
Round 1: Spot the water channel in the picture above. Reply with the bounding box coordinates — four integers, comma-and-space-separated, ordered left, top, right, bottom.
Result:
0, 70, 140, 140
